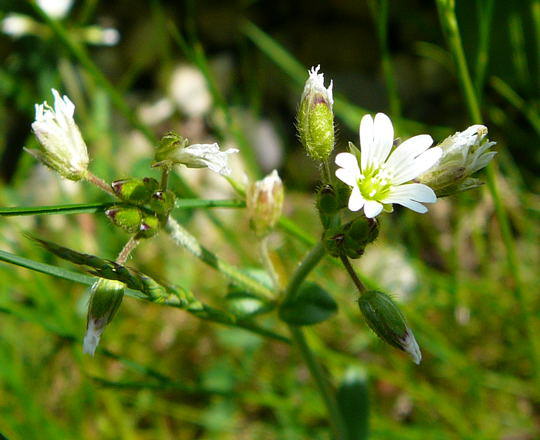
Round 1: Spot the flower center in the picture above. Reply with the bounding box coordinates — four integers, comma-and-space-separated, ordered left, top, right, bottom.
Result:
357, 169, 391, 201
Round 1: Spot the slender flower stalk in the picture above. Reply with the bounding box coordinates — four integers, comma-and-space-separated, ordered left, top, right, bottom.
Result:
335, 113, 442, 218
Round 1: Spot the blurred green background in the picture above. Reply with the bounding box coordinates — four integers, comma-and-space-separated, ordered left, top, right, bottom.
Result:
0, 0, 539, 438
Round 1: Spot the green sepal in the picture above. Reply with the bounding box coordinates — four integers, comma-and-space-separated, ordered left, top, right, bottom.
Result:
137, 213, 161, 238
105, 205, 143, 234
111, 177, 159, 205
154, 131, 189, 163
149, 189, 176, 216
87, 278, 125, 326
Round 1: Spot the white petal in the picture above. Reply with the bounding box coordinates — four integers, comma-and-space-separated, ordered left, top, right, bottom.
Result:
392, 198, 428, 213
363, 200, 383, 218
348, 186, 365, 212
402, 330, 422, 364
83, 319, 104, 356
383, 183, 436, 203
385, 134, 433, 170
335, 152, 358, 170
335, 168, 358, 186
392, 147, 442, 185
469, 151, 496, 174
371, 113, 394, 167
359, 114, 374, 171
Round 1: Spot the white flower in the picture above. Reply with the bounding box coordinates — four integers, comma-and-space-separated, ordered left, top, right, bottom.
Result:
301, 65, 334, 106
1, 14, 35, 37
417, 124, 496, 196
83, 317, 106, 356
36, 0, 73, 19
83, 26, 121, 46
28, 89, 89, 180
172, 143, 238, 176
335, 113, 442, 218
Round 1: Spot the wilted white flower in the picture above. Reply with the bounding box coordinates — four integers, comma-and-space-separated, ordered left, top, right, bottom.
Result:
418, 124, 496, 196
247, 170, 284, 237
171, 143, 238, 176
1, 14, 36, 37
169, 64, 212, 118
301, 65, 334, 106
27, 89, 89, 180
36, 0, 73, 19
335, 113, 442, 218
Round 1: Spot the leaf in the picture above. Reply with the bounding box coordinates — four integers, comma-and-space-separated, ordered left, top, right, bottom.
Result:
0, 202, 112, 217
279, 282, 337, 325
336, 367, 370, 440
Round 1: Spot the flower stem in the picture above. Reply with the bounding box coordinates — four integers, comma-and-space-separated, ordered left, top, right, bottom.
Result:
160, 167, 170, 191
116, 236, 140, 265
339, 253, 366, 294
84, 171, 115, 197
280, 242, 346, 439
259, 237, 280, 290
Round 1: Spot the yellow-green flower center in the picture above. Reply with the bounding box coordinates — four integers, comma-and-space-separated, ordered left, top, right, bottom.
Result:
358, 169, 391, 201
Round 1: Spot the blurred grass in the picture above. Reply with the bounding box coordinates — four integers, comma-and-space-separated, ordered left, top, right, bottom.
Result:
0, 0, 539, 439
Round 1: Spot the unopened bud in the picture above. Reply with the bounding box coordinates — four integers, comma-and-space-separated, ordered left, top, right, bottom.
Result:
154, 132, 189, 164
83, 278, 125, 356
105, 205, 143, 234
137, 213, 161, 238
323, 217, 379, 259
246, 170, 284, 237
297, 65, 335, 161
149, 189, 176, 216
111, 177, 159, 205
418, 124, 496, 197
358, 290, 421, 364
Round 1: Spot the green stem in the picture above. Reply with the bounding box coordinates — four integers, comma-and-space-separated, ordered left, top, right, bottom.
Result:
436, 0, 540, 383
339, 254, 366, 294
259, 237, 279, 290
165, 217, 274, 300
280, 243, 346, 439
160, 168, 170, 191
283, 242, 326, 302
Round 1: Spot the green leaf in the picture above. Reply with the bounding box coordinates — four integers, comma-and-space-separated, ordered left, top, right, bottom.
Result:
0, 202, 112, 217
279, 282, 337, 325
337, 367, 370, 440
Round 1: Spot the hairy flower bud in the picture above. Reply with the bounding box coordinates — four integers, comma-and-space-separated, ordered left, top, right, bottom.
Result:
246, 170, 284, 237
83, 278, 125, 356
323, 217, 379, 259
417, 124, 496, 197
27, 89, 89, 180
149, 189, 176, 217
297, 65, 335, 161
105, 205, 143, 234
138, 213, 161, 238
358, 290, 421, 364
111, 177, 159, 205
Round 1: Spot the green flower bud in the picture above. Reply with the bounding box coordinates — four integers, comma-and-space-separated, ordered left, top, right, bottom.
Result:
246, 170, 284, 237
137, 213, 161, 239
83, 278, 125, 356
105, 205, 143, 234
111, 177, 159, 205
148, 189, 176, 217
358, 291, 421, 364
317, 184, 339, 229
417, 125, 496, 197
322, 217, 379, 259
297, 65, 335, 161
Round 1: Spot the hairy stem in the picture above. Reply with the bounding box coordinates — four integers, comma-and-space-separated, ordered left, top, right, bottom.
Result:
116, 236, 141, 265
84, 171, 115, 197
339, 253, 366, 294
279, 242, 346, 439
